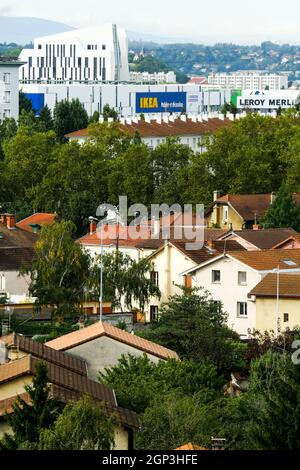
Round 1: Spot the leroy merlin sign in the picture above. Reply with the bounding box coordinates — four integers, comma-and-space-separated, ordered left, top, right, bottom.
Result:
237, 90, 299, 109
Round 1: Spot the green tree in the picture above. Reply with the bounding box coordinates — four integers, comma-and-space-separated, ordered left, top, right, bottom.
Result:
102, 104, 119, 122
39, 395, 117, 450
262, 183, 300, 230
140, 288, 246, 375
0, 117, 17, 160
39, 105, 53, 131
99, 354, 223, 414
53, 99, 89, 141
19, 90, 33, 113
92, 251, 160, 312
244, 350, 300, 450
23, 221, 91, 322
0, 362, 58, 449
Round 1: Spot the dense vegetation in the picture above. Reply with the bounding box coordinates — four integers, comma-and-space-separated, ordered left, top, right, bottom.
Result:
129, 41, 300, 81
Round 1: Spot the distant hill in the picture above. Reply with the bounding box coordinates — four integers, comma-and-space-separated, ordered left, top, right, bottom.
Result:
0, 16, 74, 44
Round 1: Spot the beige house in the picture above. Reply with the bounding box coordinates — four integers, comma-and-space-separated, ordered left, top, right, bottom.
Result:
0, 333, 139, 449
249, 273, 300, 333
46, 321, 179, 378
206, 192, 300, 231
146, 237, 244, 322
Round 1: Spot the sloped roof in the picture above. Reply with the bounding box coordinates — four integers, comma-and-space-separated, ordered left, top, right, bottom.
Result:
1, 333, 87, 376
250, 273, 300, 298
78, 225, 151, 248
0, 223, 37, 248
65, 118, 231, 139
272, 233, 300, 249
170, 239, 245, 265
0, 357, 139, 428
46, 322, 179, 361
228, 249, 300, 271
0, 247, 35, 270
175, 443, 208, 450
16, 213, 57, 233
212, 194, 300, 222
224, 228, 299, 250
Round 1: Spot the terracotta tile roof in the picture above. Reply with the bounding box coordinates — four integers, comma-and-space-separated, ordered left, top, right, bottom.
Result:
0, 223, 37, 248
16, 213, 57, 233
78, 225, 151, 248
226, 228, 299, 250
0, 379, 139, 428
1, 333, 87, 376
46, 322, 179, 361
250, 273, 300, 298
169, 239, 245, 265
0, 355, 32, 384
0, 246, 35, 270
0, 393, 30, 416
175, 443, 208, 450
272, 234, 300, 249
65, 118, 231, 139
213, 194, 300, 222
228, 249, 300, 271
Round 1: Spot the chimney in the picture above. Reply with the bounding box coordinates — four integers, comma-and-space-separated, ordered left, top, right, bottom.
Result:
252, 224, 260, 231
213, 190, 221, 202
6, 214, 15, 230
152, 218, 160, 237
271, 192, 276, 204
0, 214, 6, 225
89, 220, 97, 235
207, 240, 214, 249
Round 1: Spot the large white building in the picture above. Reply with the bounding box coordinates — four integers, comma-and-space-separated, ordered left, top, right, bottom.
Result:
208, 72, 289, 91
130, 71, 177, 84
0, 57, 24, 121
19, 24, 129, 83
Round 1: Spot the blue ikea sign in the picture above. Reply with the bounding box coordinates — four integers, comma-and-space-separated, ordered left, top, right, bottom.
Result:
136, 92, 187, 113
25, 93, 45, 116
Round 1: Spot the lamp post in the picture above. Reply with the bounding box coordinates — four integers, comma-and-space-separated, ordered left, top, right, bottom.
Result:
275, 265, 280, 337
89, 216, 104, 322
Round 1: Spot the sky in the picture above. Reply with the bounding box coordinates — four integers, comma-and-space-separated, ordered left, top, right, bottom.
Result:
0, 0, 299, 44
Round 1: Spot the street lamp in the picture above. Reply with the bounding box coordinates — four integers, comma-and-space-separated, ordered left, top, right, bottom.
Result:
89, 216, 104, 322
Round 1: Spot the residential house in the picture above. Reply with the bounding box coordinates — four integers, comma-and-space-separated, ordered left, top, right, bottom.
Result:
65, 117, 231, 152
218, 228, 299, 251
16, 212, 57, 234
206, 191, 300, 230
46, 321, 179, 379
146, 238, 245, 322
272, 234, 300, 250
249, 274, 300, 333
0, 333, 139, 449
0, 214, 37, 304
182, 249, 300, 338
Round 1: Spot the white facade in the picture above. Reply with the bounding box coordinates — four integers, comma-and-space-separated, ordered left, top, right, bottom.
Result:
208, 72, 289, 90
130, 71, 177, 84
19, 82, 232, 117
19, 24, 129, 83
0, 58, 23, 121
186, 254, 300, 338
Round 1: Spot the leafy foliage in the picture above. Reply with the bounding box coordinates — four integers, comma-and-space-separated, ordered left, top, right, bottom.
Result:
53, 98, 89, 141
0, 362, 59, 450
262, 183, 300, 230
39, 395, 117, 450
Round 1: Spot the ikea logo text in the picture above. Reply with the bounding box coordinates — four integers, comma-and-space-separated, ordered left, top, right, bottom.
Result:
139, 97, 159, 109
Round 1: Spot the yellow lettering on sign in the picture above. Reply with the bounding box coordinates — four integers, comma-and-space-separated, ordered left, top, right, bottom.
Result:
139, 97, 159, 109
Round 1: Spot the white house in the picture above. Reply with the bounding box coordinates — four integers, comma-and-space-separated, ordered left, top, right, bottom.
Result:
182, 249, 300, 338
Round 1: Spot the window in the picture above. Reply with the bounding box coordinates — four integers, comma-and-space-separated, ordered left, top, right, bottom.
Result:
150, 306, 159, 322
102, 45, 106, 50
3, 73, 10, 84
87, 45, 92, 50
0, 273, 5, 292
222, 206, 228, 223
151, 271, 159, 287
284, 313, 289, 323
38, 44, 42, 49
237, 302, 248, 317
212, 270, 221, 284
238, 271, 247, 285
